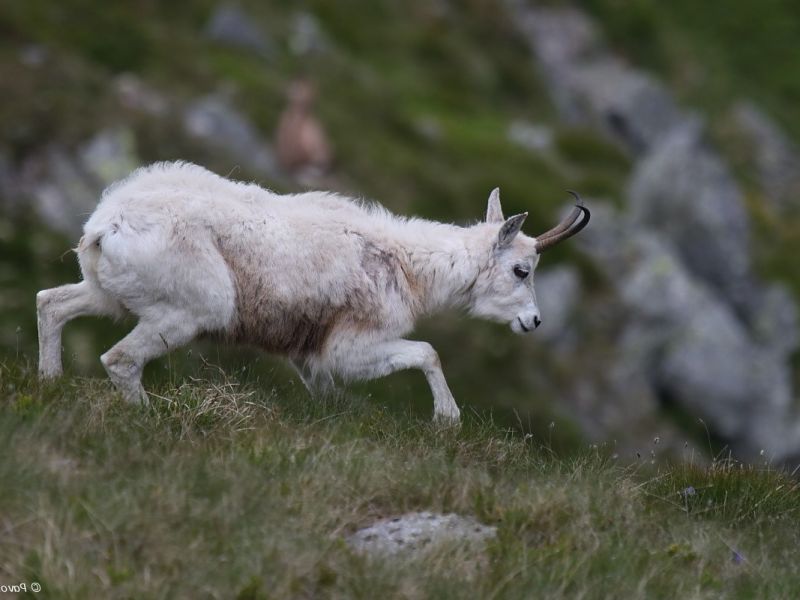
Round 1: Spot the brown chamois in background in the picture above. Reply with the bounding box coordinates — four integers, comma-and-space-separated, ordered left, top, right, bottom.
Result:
275, 79, 332, 182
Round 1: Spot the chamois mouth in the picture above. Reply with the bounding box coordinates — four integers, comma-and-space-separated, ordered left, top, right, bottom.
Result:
518, 317, 531, 333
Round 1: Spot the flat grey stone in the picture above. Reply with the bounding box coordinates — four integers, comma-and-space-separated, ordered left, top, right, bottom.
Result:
347, 512, 496, 557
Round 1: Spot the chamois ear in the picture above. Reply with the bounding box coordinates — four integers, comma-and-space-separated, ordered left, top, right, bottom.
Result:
486, 188, 504, 223
497, 213, 528, 248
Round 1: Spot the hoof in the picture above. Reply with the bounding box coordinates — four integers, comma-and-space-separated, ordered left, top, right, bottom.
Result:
38, 368, 63, 381
432, 410, 461, 428
127, 387, 150, 407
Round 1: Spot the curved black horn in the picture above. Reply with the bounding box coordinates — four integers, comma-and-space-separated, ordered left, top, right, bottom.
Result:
534, 191, 591, 253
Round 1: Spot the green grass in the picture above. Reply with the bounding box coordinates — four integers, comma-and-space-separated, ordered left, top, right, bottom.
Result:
1, 361, 799, 599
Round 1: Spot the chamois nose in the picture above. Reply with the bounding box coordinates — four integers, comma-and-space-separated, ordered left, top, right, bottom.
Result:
533, 316, 542, 329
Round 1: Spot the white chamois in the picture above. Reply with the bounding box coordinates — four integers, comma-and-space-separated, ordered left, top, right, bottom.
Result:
36, 162, 589, 422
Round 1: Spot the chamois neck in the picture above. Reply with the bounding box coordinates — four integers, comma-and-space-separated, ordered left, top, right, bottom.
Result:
404, 222, 488, 315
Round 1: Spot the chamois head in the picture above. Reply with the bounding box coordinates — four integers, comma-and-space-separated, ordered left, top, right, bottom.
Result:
470, 189, 590, 334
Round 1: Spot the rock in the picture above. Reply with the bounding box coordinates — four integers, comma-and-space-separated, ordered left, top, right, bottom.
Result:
288, 11, 330, 56
638, 259, 798, 458
184, 94, 278, 178
79, 128, 139, 186
571, 200, 630, 267
511, 4, 800, 462
20, 127, 141, 236
30, 149, 97, 236
627, 123, 756, 316
658, 303, 798, 457
516, 2, 757, 314
512, 5, 600, 123
114, 73, 169, 116
507, 120, 553, 152
206, 4, 272, 57
347, 512, 496, 557
577, 204, 800, 460
535, 265, 581, 344
568, 343, 664, 446
567, 62, 691, 154
516, 4, 757, 314
413, 117, 443, 142
19, 44, 49, 68
731, 101, 800, 212
617, 235, 707, 326
513, 6, 689, 154
750, 283, 799, 358
515, 3, 759, 317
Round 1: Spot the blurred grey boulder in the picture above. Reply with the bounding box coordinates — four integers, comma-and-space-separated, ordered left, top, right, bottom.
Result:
621, 234, 789, 446
516, 4, 773, 323
18, 44, 49, 68
658, 303, 797, 457
413, 116, 443, 142
114, 73, 169, 116
627, 123, 755, 316
79, 128, 139, 186
507, 120, 553, 152
206, 4, 272, 58
24, 128, 140, 237
535, 265, 580, 345
515, 5, 689, 154
29, 149, 94, 236
579, 203, 800, 460
751, 283, 800, 358
567, 63, 689, 154
184, 94, 279, 178
522, 0, 800, 455
512, 5, 600, 123
731, 101, 800, 212
568, 340, 666, 449
289, 12, 330, 56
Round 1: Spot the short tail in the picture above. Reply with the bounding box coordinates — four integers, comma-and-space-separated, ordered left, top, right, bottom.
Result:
76, 232, 104, 284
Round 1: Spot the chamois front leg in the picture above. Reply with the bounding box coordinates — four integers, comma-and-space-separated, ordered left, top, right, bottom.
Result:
337, 339, 461, 424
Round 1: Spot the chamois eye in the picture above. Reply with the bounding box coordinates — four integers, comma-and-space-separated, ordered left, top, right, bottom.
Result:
513, 265, 530, 279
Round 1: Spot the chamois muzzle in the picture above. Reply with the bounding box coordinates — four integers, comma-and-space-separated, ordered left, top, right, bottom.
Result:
534, 191, 591, 253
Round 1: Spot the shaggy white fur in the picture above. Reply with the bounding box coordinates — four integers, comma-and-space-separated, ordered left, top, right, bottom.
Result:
37, 162, 561, 422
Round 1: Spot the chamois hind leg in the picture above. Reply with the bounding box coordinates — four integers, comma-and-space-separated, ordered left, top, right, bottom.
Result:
290, 359, 336, 396
334, 339, 461, 424
100, 309, 201, 405
37, 281, 123, 379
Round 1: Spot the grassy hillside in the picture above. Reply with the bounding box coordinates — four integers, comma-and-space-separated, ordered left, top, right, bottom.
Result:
1, 361, 799, 599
